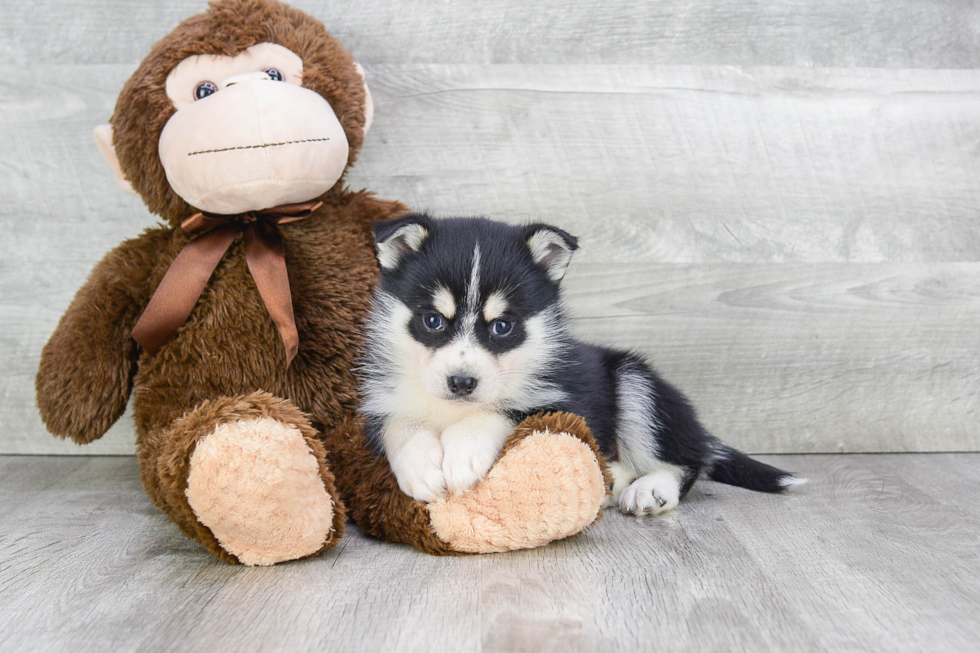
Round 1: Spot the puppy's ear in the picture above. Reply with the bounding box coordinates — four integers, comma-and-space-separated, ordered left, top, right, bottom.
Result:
524, 224, 579, 282
374, 215, 431, 270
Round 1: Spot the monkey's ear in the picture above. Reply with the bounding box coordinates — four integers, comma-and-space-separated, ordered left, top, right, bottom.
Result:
93, 125, 137, 196
525, 224, 579, 282
374, 215, 431, 270
354, 63, 374, 137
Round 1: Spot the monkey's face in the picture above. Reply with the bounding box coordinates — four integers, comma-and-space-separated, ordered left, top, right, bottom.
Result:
156, 43, 349, 215
99, 0, 374, 224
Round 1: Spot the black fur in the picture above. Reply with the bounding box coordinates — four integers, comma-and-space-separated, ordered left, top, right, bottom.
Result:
367, 214, 799, 498
374, 216, 564, 357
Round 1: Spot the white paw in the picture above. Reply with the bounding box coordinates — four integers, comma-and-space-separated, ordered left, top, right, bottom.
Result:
618, 469, 681, 517
388, 431, 447, 503
441, 426, 507, 495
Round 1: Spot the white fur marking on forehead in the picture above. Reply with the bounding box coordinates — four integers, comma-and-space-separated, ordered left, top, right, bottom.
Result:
466, 244, 481, 310
377, 223, 428, 270
433, 286, 456, 319
528, 229, 574, 282
483, 291, 509, 321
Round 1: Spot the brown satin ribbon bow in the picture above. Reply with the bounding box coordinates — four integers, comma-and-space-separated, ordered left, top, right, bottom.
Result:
131, 200, 323, 365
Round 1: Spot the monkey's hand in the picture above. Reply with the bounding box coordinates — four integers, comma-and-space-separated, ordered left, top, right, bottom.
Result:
35, 228, 168, 444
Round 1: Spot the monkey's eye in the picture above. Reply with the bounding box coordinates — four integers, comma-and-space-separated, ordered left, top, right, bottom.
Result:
265, 68, 283, 81
491, 319, 514, 336
194, 81, 217, 100
423, 314, 445, 332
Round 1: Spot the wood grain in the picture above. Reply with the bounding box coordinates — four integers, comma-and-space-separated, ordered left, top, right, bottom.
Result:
562, 262, 980, 453
9, 64, 980, 264
2, 454, 979, 651
4, 0, 979, 68
3, 63, 979, 453
352, 65, 980, 263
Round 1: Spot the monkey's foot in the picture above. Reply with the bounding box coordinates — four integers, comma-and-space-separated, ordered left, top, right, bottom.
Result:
427, 412, 609, 554
186, 415, 337, 566
139, 392, 344, 565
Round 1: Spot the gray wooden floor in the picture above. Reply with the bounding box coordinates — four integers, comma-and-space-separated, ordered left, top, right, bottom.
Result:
2, 454, 978, 652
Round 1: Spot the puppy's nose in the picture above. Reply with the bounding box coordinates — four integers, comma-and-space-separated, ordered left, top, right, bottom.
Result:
448, 375, 478, 396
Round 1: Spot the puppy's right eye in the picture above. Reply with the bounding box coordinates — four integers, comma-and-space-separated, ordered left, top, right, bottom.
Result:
423, 314, 445, 331
490, 319, 514, 336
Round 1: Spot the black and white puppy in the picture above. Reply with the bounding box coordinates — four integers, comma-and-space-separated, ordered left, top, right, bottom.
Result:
360, 215, 803, 513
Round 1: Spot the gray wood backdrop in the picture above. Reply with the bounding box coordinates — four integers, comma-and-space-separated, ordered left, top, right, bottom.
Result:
2, 0, 979, 455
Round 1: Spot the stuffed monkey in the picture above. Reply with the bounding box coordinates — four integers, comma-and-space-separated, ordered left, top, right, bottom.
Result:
36, 0, 608, 564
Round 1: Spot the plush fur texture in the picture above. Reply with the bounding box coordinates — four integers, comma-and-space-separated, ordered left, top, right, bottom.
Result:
137, 392, 346, 564
187, 416, 336, 566
36, 0, 608, 562
428, 414, 610, 554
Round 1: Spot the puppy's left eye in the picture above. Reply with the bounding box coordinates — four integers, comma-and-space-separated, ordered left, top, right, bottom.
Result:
491, 319, 514, 336
265, 68, 284, 81
423, 314, 445, 331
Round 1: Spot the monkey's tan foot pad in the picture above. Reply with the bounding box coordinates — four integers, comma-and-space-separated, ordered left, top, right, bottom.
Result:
186, 417, 336, 566
428, 430, 606, 554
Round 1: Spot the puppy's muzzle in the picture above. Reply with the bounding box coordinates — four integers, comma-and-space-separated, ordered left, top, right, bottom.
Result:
448, 375, 478, 396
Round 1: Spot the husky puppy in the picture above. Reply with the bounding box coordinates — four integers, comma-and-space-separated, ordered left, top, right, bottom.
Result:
360, 215, 803, 513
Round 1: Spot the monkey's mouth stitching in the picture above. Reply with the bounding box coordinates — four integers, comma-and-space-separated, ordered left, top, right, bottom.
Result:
188, 137, 330, 156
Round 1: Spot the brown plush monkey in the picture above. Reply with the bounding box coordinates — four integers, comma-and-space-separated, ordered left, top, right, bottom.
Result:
36, 0, 608, 565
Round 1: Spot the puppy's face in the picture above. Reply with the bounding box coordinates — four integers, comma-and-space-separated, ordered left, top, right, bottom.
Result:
371, 216, 577, 409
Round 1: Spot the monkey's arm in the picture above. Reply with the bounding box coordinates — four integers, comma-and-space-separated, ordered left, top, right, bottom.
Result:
36, 227, 171, 444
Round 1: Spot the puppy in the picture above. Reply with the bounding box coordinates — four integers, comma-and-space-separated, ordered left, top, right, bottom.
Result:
360, 215, 803, 513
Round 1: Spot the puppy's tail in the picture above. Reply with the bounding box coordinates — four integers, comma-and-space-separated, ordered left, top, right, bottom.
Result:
707, 444, 806, 493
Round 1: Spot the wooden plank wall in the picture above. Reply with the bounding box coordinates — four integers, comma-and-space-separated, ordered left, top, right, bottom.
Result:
2, 0, 979, 454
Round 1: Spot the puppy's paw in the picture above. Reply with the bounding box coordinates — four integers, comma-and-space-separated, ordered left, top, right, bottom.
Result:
441, 426, 506, 495
388, 433, 447, 503
400, 463, 448, 504
618, 469, 681, 517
